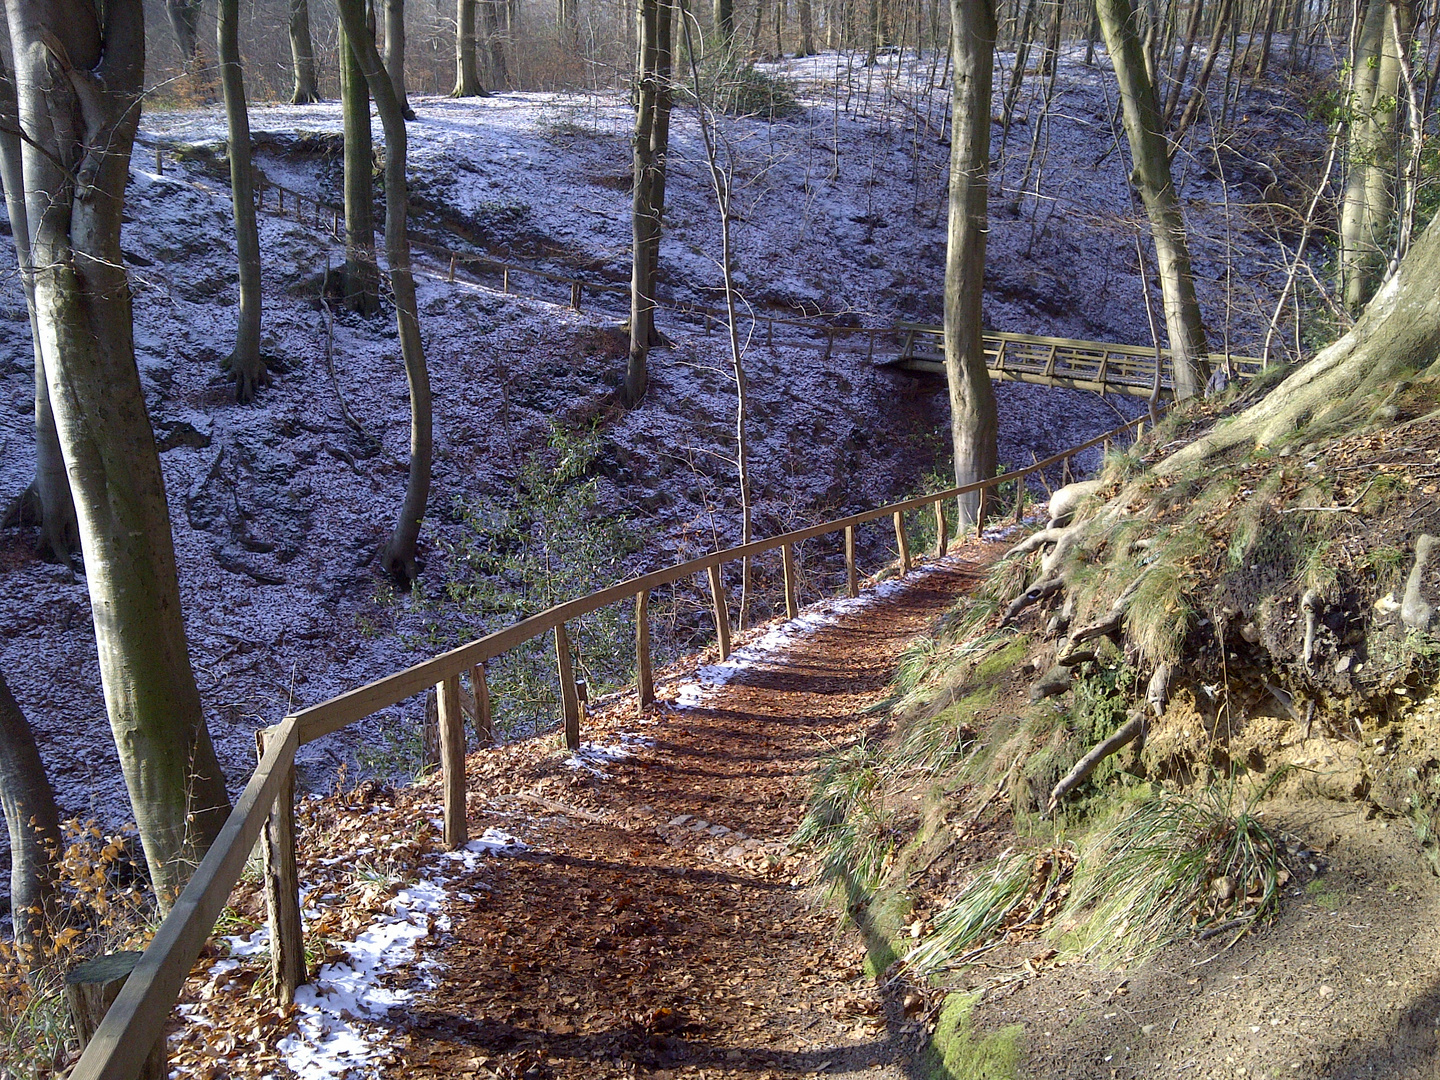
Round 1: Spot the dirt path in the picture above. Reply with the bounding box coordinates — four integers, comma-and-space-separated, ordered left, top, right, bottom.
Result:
378, 553, 995, 1080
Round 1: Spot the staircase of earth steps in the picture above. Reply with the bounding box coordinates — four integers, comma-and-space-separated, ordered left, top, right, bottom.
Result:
146, 145, 1264, 401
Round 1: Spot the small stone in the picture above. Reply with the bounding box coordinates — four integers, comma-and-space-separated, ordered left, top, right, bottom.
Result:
669, 815, 693, 827
708, 824, 730, 837
1318, 985, 1335, 1000
1335, 654, 1353, 674
689, 819, 710, 831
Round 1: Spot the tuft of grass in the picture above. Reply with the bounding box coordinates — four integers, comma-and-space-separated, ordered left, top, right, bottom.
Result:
1056, 784, 1287, 962
793, 739, 897, 895
907, 847, 1072, 975
1125, 560, 1193, 666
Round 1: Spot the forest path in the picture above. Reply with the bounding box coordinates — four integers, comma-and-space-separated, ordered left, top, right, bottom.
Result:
383, 548, 1000, 1080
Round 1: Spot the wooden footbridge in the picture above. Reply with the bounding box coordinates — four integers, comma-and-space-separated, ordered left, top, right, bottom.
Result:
889, 323, 1264, 399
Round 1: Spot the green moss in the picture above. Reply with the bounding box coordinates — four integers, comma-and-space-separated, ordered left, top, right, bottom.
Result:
974, 637, 1030, 682
924, 992, 1024, 1080
1305, 879, 1341, 911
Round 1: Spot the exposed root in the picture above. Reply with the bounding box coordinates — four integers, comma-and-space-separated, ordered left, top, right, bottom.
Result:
1301, 589, 1321, 664
1002, 576, 1064, 626
1004, 526, 1068, 560
1048, 712, 1146, 814
1047, 480, 1103, 528
1402, 534, 1436, 631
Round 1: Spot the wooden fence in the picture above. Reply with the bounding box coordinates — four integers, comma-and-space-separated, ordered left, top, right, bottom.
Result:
67, 402, 1159, 1080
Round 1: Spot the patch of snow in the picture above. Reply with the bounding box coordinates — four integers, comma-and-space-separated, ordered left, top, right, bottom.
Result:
674, 557, 958, 710
276, 878, 448, 1080
562, 731, 657, 776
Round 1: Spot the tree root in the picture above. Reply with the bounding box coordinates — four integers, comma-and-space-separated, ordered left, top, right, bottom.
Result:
1004, 526, 1068, 560
1002, 575, 1065, 626
1402, 535, 1436, 631
1048, 712, 1146, 814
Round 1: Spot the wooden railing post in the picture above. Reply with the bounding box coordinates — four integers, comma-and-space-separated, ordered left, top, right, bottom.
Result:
448, 254, 457, 283
707, 564, 732, 661
977, 486, 988, 534
470, 663, 494, 746
555, 623, 582, 749
782, 543, 799, 619
571, 281, 582, 310
1015, 477, 1026, 524
437, 673, 468, 848
65, 954, 167, 1080
256, 728, 303, 1005
154, 147, 163, 175
933, 499, 948, 558
636, 590, 654, 712
502, 267, 510, 294
845, 524, 858, 598
893, 511, 910, 575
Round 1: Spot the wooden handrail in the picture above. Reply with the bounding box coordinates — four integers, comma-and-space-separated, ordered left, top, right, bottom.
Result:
69, 717, 300, 1080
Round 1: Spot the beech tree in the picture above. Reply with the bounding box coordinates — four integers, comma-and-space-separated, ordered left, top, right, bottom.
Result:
341, 16, 382, 315
5, 0, 231, 905
383, 0, 418, 118
289, 0, 321, 103
1096, 0, 1210, 399
0, 672, 59, 957
453, 0, 485, 96
0, 20, 76, 563
219, 0, 267, 402
944, 0, 998, 527
626, 0, 675, 405
334, 0, 434, 584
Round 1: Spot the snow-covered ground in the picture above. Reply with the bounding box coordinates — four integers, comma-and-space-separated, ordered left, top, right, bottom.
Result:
0, 47, 1307, 901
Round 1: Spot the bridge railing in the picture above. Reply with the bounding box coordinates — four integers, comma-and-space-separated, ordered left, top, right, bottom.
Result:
68, 402, 1162, 1080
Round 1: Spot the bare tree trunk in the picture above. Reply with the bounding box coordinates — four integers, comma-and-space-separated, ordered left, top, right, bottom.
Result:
6, 0, 231, 907
219, 0, 266, 403
384, 0, 418, 117
1098, 0, 1210, 398
288, 0, 321, 102
0, 19, 77, 564
715, 0, 735, 44
335, 0, 434, 585
946, 0, 999, 528
1163, 190, 1440, 469
627, 0, 662, 404
797, 0, 816, 54
1162, 0, 1204, 125
0, 672, 60, 959
1170, 0, 1233, 142
453, 0, 485, 94
482, 0, 509, 86
1001, 0, 1037, 127
341, 19, 381, 316
1338, 0, 1406, 314
165, 0, 203, 71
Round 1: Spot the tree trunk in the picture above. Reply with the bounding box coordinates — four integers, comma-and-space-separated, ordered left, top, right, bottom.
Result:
0, 672, 60, 959
0, 17, 77, 564
628, 0, 661, 404
341, 20, 381, 316
797, 0, 815, 54
288, 0, 321, 103
1162, 0, 1204, 126
452, 0, 485, 95
335, 0, 434, 585
219, 0, 266, 403
482, 0, 509, 86
1001, 0, 1037, 127
6, 0, 232, 908
945, 0, 999, 528
1097, 0, 1210, 399
1338, 0, 1406, 314
1162, 191, 1440, 471
715, 0, 734, 44
1170, 0, 1233, 143
384, 0, 417, 118
647, 0, 673, 298
165, 0, 202, 71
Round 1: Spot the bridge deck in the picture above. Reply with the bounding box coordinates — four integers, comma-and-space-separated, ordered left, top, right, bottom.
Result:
888, 323, 1264, 398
